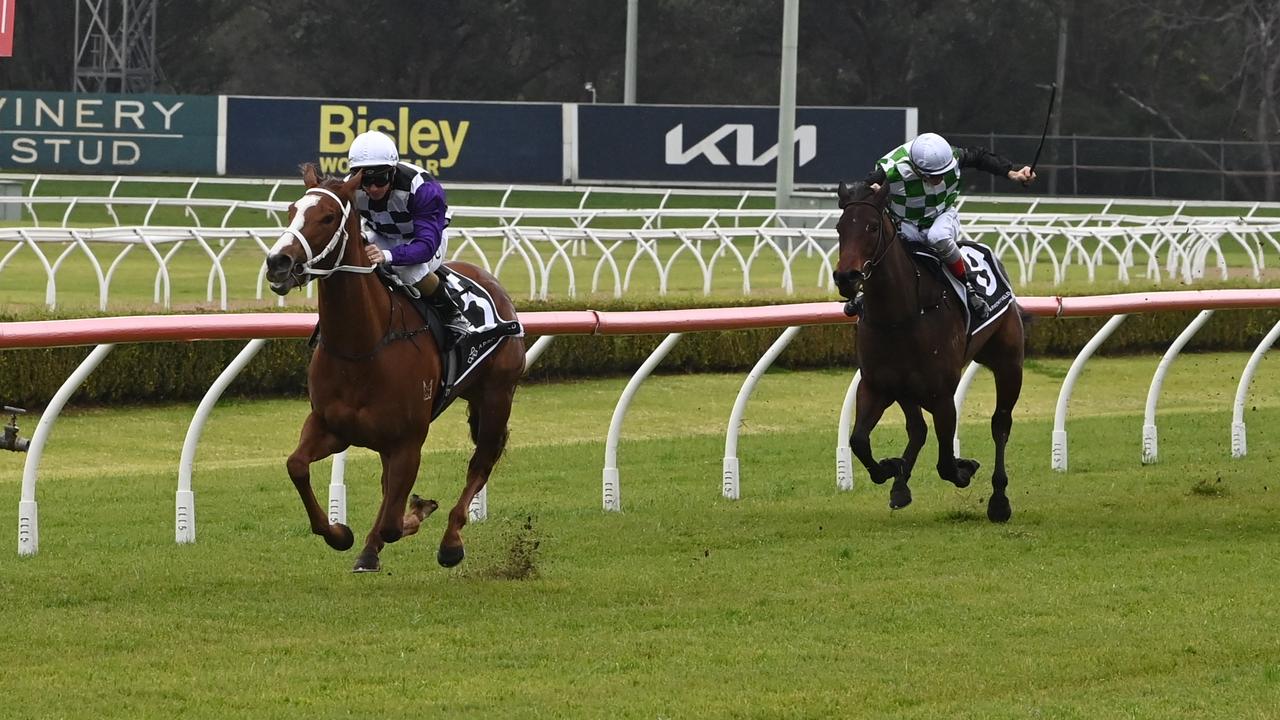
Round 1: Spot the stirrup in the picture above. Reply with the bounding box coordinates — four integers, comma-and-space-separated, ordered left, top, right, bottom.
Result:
442, 312, 470, 337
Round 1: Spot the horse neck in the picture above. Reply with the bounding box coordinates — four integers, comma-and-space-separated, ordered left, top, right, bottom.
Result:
862, 228, 928, 324
316, 214, 391, 353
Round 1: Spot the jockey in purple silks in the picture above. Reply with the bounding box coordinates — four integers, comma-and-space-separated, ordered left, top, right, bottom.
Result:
347, 130, 469, 341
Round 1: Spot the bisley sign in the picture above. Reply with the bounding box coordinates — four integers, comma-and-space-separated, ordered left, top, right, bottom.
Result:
224, 97, 563, 182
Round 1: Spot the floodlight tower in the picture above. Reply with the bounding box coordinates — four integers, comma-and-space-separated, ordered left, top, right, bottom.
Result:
73, 0, 159, 92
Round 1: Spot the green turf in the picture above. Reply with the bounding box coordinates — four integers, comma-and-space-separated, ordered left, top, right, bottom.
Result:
1, 355, 1279, 718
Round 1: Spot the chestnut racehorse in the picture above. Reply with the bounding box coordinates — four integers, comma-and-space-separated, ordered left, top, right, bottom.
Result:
832, 181, 1024, 522
265, 164, 525, 571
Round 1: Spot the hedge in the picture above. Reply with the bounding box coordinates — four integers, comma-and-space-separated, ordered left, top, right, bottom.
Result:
1, 299, 1277, 407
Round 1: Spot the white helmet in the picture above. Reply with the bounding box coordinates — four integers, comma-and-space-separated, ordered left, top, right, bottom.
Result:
348, 131, 399, 168
908, 132, 957, 175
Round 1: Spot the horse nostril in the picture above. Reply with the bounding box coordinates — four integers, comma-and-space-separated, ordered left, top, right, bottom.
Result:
266, 253, 293, 278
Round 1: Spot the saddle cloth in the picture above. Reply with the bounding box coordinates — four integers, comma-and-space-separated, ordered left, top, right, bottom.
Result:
910, 241, 1016, 337
418, 265, 523, 419
370, 264, 522, 419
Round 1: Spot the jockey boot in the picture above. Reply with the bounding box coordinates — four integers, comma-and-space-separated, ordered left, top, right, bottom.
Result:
948, 258, 991, 320
414, 271, 471, 344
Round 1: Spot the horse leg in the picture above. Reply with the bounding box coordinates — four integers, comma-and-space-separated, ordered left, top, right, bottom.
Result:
930, 398, 979, 489
886, 402, 929, 510
849, 384, 910, 506
439, 389, 514, 568
986, 361, 1023, 523
352, 443, 423, 573
286, 413, 354, 552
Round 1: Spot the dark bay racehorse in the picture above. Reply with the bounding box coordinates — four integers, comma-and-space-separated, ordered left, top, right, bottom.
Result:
265, 164, 525, 571
832, 181, 1024, 521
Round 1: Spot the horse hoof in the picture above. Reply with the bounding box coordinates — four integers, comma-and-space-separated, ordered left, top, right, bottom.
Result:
987, 495, 1012, 523
352, 552, 381, 573
889, 483, 912, 510
325, 523, 355, 551
410, 494, 439, 517
437, 544, 465, 568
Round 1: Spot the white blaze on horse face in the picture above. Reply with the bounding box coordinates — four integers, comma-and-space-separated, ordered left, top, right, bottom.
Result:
269, 194, 323, 256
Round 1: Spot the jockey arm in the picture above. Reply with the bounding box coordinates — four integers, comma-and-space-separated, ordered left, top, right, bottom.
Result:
368, 181, 450, 266
863, 145, 1036, 187
955, 146, 1035, 183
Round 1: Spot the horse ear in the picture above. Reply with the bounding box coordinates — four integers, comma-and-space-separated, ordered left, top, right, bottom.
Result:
872, 181, 890, 205
837, 181, 851, 204
342, 169, 363, 196
301, 162, 319, 189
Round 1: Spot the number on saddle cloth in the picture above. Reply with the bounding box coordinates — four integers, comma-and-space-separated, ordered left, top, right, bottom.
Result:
910, 242, 1016, 334
429, 267, 525, 420
957, 242, 1015, 333
439, 267, 522, 339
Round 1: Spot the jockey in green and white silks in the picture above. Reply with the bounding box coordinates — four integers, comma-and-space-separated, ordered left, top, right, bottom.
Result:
875, 141, 962, 233
858, 132, 1038, 320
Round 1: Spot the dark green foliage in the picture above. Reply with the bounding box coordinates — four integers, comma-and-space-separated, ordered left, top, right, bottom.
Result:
2, 302, 1277, 408
1024, 309, 1280, 357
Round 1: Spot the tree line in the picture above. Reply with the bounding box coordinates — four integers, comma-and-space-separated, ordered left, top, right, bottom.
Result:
5, 1, 1277, 152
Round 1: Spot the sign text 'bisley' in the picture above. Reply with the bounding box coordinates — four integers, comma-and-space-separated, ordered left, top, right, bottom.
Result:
318, 104, 470, 176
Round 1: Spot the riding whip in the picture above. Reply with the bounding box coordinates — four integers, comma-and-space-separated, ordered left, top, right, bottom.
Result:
1025, 82, 1057, 187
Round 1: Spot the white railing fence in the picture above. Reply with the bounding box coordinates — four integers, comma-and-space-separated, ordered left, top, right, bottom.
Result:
4, 290, 1279, 556
4, 219, 1279, 310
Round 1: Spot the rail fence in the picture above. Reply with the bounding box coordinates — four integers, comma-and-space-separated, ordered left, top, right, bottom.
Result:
3, 290, 1279, 556
4, 214, 1280, 309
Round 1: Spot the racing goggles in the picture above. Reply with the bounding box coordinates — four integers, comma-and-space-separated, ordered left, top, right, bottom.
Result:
360, 166, 394, 188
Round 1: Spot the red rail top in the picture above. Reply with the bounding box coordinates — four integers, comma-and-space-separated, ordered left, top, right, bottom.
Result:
1, 290, 1278, 349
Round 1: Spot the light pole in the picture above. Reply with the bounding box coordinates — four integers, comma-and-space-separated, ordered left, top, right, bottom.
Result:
775, 0, 799, 210
584, 82, 598, 104
624, 0, 638, 104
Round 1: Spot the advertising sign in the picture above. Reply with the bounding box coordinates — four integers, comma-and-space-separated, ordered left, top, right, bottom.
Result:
224, 97, 563, 182
0, 0, 15, 58
0, 90, 218, 173
576, 104, 914, 186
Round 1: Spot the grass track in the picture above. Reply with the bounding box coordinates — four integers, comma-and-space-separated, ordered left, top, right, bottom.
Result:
2, 356, 1279, 718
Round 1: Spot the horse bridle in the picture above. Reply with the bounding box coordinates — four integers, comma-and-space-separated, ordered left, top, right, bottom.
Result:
281, 187, 433, 361
838, 198, 896, 280
280, 187, 377, 279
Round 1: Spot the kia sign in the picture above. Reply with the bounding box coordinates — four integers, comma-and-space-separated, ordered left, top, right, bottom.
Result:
0, 91, 218, 173
224, 97, 563, 182
576, 104, 914, 186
